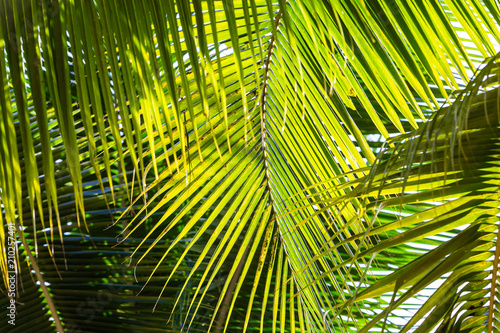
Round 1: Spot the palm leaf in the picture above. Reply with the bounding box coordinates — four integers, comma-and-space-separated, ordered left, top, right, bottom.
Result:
300, 54, 500, 331
1, 0, 500, 332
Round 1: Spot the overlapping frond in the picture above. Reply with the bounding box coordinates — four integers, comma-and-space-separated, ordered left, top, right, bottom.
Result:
263, 0, 500, 331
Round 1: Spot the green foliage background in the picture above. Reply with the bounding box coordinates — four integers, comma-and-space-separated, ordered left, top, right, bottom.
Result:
1, 0, 500, 332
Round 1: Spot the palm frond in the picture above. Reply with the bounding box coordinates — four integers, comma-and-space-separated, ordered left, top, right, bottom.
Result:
2, 0, 500, 332
299, 54, 500, 331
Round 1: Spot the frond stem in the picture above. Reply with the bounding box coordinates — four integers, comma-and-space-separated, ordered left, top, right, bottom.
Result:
260, 9, 283, 196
